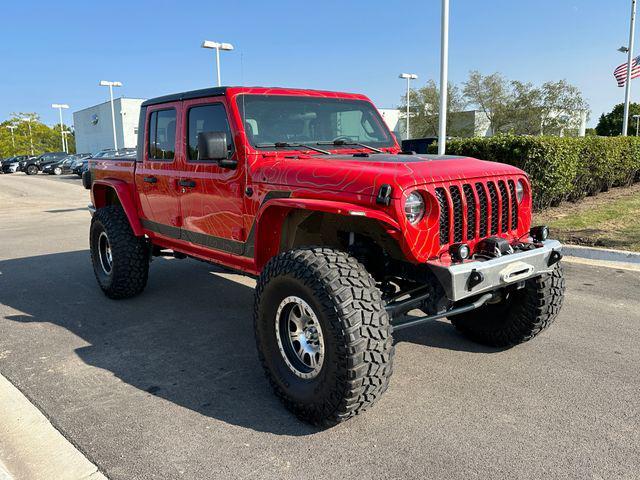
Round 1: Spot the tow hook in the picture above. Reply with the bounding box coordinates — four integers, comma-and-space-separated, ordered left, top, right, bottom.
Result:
467, 269, 484, 290
548, 250, 562, 267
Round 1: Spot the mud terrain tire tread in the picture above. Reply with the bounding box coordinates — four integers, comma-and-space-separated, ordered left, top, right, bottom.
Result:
450, 263, 565, 347
90, 205, 149, 299
254, 247, 394, 427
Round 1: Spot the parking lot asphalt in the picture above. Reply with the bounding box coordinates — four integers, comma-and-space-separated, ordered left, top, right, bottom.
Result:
0, 173, 639, 480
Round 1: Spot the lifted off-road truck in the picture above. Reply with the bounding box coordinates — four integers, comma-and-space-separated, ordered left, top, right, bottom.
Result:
86, 86, 565, 426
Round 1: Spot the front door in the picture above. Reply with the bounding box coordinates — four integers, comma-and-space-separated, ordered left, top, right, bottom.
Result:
178, 98, 246, 255
135, 103, 182, 238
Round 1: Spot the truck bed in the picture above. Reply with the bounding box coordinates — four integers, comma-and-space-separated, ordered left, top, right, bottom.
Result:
90, 157, 137, 185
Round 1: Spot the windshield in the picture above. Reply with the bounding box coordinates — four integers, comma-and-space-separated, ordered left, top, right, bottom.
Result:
236, 95, 394, 149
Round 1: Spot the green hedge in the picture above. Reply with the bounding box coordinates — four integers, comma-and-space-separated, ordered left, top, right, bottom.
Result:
429, 135, 640, 209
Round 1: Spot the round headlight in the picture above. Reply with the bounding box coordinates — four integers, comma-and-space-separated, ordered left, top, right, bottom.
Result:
404, 191, 425, 224
516, 180, 525, 203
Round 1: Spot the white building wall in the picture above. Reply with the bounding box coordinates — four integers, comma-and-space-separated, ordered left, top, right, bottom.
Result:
378, 108, 402, 138
73, 98, 145, 154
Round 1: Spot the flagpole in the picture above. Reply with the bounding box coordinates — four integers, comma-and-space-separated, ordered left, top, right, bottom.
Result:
623, 0, 637, 136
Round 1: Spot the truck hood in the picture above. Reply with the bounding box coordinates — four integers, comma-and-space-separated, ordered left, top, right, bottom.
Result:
253, 153, 525, 197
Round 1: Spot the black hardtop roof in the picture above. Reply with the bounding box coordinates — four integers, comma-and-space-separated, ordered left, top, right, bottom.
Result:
140, 86, 367, 108
141, 87, 228, 107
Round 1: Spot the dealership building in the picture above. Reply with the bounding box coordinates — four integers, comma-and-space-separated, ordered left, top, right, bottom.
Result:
73, 97, 145, 154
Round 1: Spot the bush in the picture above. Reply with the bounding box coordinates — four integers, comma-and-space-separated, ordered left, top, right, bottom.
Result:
429, 135, 640, 209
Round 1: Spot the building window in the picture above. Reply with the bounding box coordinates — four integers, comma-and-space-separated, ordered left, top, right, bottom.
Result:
148, 109, 176, 160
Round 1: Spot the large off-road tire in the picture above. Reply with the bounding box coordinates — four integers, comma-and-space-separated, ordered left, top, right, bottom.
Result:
25, 165, 38, 175
450, 263, 565, 347
254, 247, 394, 427
90, 205, 149, 299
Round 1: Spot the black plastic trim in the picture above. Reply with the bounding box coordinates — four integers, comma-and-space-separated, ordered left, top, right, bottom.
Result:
140, 190, 292, 258
141, 87, 228, 107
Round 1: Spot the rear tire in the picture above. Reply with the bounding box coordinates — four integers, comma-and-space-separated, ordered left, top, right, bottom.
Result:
254, 247, 394, 426
26, 165, 38, 175
450, 263, 565, 347
53, 167, 62, 175
90, 205, 149, 299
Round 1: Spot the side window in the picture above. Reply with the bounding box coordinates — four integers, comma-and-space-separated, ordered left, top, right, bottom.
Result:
148, 109, 176, 160
187, 104, 234, 161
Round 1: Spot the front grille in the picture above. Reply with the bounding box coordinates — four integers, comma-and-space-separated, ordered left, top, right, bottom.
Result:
436, 178, 520, 247
498, 180, 509, 232
508, 180, 518, 229
435, 187, 449, 245
450, 186, 464, 242
487, 182, 499, 235
463, 184, 476, 239
475, 183, 489, 237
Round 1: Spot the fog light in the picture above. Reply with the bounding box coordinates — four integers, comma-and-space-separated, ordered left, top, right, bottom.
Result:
530, 225, 549, 242
450, 243, 470, 262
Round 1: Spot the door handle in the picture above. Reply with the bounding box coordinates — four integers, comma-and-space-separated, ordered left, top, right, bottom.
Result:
178, 179, 196, 188
143, 176, 157, 184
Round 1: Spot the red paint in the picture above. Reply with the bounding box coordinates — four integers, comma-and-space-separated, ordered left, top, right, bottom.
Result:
90, 86, 533, 276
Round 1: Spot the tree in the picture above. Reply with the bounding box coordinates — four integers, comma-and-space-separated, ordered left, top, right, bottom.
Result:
462, 71, 511, 134
595, 103, 640, 136
0, 113, 75, 157
398, 79, 468, 137
538, 80, 589, 135
460, 72, 589, 136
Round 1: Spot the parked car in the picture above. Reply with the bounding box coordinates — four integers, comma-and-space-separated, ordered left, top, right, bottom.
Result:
2, 155, 31, 174
73, 159, 87, 177
43, 154, 92, 175
68, 153, 92, 170
86, 86, 565, 426
21, 152, 68, 175
73, 149, 122, 177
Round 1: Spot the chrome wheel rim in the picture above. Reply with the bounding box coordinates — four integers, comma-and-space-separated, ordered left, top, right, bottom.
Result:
275, 296, 325, 379
97, 231, 113, 275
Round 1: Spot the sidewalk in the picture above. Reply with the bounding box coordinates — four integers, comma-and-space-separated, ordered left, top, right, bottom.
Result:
0, 374, 107, 480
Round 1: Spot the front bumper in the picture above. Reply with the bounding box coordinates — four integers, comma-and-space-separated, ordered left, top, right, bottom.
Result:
427, 240, 562, 302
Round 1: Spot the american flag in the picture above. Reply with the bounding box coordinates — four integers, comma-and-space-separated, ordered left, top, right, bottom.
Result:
614, 55, 640, 87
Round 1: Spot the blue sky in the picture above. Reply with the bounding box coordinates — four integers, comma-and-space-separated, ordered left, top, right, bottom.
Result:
0, 0, 634, 127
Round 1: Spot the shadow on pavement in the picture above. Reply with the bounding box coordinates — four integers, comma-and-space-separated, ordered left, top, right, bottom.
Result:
0, 250, 499, 436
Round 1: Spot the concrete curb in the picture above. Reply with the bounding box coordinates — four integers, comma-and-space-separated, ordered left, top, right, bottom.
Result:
563, 245, 640, 264
0, 461, 12, 480
0, 374, 108, 480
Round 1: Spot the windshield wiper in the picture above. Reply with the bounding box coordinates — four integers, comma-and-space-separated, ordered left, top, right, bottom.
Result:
256, 142, 331, 155
317, 139, 383, 153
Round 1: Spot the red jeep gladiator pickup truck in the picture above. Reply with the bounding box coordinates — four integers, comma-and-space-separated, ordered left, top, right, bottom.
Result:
86, 86, 565, 426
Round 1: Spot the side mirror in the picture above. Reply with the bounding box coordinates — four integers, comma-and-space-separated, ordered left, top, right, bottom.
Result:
197, 131, 237, 169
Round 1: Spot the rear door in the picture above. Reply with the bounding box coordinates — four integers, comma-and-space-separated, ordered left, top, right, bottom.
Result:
135, 103, 182, 238
178, 97, 246, 255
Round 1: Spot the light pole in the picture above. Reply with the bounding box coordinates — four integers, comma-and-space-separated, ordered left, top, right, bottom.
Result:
62, 130, 72, 152
99, 80, 122, 150
633, 114, 640, 135
438, 0, 450, 155
21, 116, 35, 156
201, 40, 234, 87
399, 73, 418, 140
51, 103, 69, 152
6, 125, 17, 153
622, 0, 637, 136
